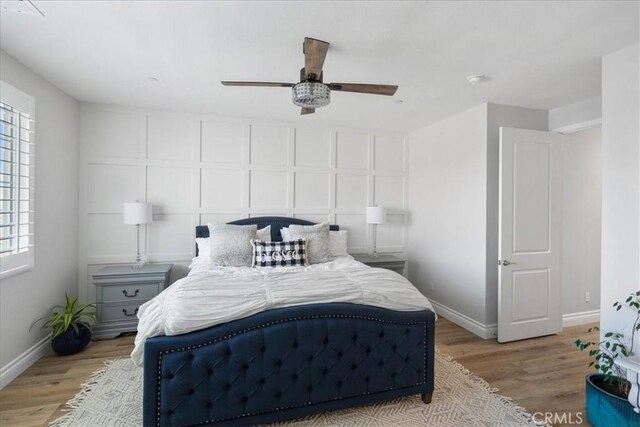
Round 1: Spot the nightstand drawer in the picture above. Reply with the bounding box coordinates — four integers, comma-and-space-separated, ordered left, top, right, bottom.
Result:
99, 302, 144, 323
101, 282, 160, 303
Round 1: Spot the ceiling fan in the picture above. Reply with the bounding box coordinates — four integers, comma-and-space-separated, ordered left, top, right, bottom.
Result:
221, 37, 399, 115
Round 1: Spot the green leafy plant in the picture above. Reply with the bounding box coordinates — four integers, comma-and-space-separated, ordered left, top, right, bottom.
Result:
30, 292, 96, 339
575, 290, 640, 397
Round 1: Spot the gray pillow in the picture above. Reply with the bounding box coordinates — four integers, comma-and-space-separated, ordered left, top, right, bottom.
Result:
207, 223, 257, 267
288, 222, 331, 264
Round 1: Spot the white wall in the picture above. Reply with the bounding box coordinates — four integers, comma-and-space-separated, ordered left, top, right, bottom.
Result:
0, 51, 79, 388
407, 103, 548, 337
601, 43, 639, 361
562, 127, 602, 316
78, 104, 408, 303
407, 104, 489, 328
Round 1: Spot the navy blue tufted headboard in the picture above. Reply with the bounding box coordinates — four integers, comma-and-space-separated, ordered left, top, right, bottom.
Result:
195, 216, 339, 256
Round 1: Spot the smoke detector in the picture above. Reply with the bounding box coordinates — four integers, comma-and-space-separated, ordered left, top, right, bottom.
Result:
467, 75, 488, 86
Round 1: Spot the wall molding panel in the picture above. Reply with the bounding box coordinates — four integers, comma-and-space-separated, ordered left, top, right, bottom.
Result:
79, 104, 408, 301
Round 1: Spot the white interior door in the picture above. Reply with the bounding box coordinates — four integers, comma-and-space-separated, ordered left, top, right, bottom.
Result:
498, 127, 563, 343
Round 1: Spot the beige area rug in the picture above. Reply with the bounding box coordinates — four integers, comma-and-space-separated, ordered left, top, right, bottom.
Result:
51, 350, 544, 426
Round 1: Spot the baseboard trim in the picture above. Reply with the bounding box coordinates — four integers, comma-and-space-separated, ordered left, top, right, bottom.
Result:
563, 310, 600, 327
430, 300, 497, 340
0, 335, 50, 390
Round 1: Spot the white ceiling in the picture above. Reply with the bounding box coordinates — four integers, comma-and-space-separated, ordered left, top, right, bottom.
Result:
1, 1, 638, 131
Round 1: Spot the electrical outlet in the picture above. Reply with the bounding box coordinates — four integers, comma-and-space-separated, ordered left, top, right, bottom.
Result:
429, 281, 435, 290
585, 291, 590, 302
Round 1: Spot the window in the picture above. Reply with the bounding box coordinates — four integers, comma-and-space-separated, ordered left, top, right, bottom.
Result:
0, 81, 35, 279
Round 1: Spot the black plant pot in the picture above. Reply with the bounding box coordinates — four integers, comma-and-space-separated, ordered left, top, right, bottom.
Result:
51, 326, 91, 356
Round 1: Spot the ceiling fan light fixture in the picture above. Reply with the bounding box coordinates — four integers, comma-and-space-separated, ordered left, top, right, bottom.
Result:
292, 82, 330, 108
222, 37, 398, 114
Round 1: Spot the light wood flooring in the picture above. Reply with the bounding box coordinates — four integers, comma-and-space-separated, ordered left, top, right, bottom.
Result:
0, 318, 597, 426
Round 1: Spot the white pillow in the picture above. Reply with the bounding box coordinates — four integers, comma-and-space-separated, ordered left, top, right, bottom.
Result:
282, 227, 346, 257
194, 226, 270, 265
207, 223, 257, 266
280, 227, 290, 241
195, 237, 211, 259
197, 225, 338, 262
288, 222, 331, 264
329, 230, 348, 256
257, 225, 271, 241
198, 226, 269, 248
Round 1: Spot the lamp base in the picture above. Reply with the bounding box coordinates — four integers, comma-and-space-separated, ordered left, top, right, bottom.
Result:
132, 250, 145, 269
132, 225, 146, 269
369, 224, 380, 259
132, 261, 146, 269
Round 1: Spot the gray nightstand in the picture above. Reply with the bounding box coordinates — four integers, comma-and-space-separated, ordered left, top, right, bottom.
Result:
92, 264, 172, 340
353, 254, 406, 275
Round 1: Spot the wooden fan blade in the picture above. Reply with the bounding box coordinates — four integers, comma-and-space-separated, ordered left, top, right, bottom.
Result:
328, 83, 398, 96
221, 81, 295, 87
303, 37, 329, 80
301, 107, 315, 115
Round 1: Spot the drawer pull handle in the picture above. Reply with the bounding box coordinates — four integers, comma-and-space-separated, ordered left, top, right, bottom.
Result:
123, 289, 139, 298
122, 308, 139, 317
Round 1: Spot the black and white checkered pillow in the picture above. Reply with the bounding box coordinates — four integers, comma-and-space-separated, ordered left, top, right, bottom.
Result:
251, 239, 308, 267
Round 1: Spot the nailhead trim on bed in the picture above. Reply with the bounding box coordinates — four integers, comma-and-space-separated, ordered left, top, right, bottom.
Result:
155, 314, 428, 426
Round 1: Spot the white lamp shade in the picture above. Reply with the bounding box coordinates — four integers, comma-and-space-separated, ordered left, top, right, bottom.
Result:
366, 206, 387, 224
123, 202, 153, 225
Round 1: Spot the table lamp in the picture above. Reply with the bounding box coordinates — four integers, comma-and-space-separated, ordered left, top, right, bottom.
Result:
123, 202, 153, 267
366, 206, 387, 258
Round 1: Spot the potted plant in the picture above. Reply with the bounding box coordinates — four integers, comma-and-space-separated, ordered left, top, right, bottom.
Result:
575, 291, 640, 426
30, 292, 96, 356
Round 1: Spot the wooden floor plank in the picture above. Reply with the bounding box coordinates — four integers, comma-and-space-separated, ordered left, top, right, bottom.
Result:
0, 319, 596, 426
0, 403, 58, 427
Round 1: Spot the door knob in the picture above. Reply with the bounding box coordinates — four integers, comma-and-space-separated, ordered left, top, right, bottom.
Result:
499, 260, 516, 266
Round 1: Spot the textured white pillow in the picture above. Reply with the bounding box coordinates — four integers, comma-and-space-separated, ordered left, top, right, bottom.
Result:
288, 222, 331, 264
329, 230, 348, 256
283, 228, 347, 256
257, 225, 271, 241
194, 226, 269, 265
207, 223, 257, 267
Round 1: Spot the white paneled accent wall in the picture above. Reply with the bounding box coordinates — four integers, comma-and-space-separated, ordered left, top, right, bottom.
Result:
79, 104, 408, 301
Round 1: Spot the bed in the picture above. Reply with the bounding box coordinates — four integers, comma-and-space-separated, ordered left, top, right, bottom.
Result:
141, 217, 436, 426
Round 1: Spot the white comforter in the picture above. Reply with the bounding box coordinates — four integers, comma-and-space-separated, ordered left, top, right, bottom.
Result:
131, 256, 434, 365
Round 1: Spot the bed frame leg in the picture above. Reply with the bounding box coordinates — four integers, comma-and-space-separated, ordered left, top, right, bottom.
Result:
421, 392, 432, 404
